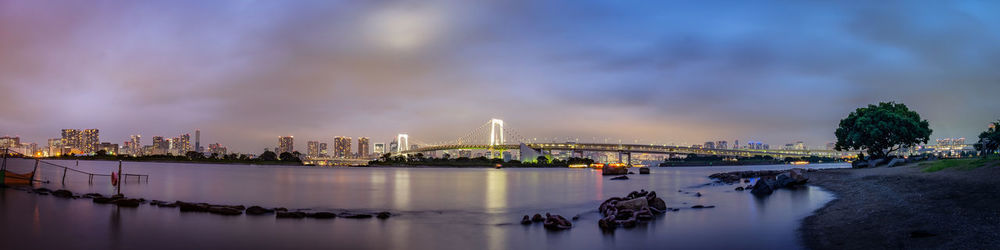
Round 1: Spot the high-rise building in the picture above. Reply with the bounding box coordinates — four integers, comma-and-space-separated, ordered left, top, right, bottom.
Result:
307, 141, 320, 157
374, 143, 386, 156
793, 141, 805, 150
278, 136, 294, 153
129, 135, 142, 156
178, 134, 191, 153
319, 143, 328, 156
152, 136, 168, 155
733, 139, 740, 149
61, 129, 81, 153
98, 142, 118, 155
47, 138, 61, 156
334, 136, 351, 158
704, 141, 715, 149
81, 129, 99, 154
358, 137, 370, 158
389, 141, 398, 154
195, 130, 201, 153
0, 136, 19, 149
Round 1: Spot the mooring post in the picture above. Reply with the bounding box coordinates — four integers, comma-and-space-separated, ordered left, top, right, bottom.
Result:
62, 167, 68, 184
30, 159, 39, 183
117, 161, 122, 195
89, 174, 93, 184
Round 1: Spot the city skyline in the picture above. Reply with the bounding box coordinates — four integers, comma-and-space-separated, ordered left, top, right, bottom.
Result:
2, 1, 999, 153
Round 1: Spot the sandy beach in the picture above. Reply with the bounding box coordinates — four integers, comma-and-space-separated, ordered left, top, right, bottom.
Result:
800, 161, 1000, 249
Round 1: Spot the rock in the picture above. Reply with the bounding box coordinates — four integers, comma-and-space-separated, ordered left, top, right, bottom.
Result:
93, 197, 115, 204
543, 213, 572, 230
338, 213, 374, 219
648, 197, 667, 212
83, 193, 103, 198
602, 166, 627, 175
308, 211, 336, 219
598, 217, 617, 230
695, 192, 702, 197
274, 207, 289, 212
751, 177, 775, 196
110, 194, 125, 199
532, 213, 544, 222
114, 199, 141, 207
276, 211, 306, 219
852, 160, 869, 168
775, 173, 795, 189
615, 198, 649, 211
610, 175, 629, 180
208, 206, 243, 215
376, 211, 391, 219
638, 167, 650, 174
691, 205, 714, 209
52, 189, 73, 198
910, 230, 936, 238
571, 215, 580, 221
735, 186, 745, 191
627, 171, 635, 174
159, 202, 178, 208
246, 206, 274, 215
178, 202, 210, 212
868, 158, 886, 167
33, 188, 52, 194
887, 158, 907, 168
521, 215, 532, 225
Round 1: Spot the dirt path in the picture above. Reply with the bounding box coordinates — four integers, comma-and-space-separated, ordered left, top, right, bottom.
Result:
800, 162, 1000, 249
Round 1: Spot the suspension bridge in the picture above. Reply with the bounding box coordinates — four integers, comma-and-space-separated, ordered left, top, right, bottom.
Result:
389, 118, 856, 160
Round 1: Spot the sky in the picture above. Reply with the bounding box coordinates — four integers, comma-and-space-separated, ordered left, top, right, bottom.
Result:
2, 0, 999, 153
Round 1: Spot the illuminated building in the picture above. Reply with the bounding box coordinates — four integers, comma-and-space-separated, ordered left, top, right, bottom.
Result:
82, 129, 99, 154
47, 138, 61, 156
152, 136, 168, 155
278, 136, 294, 153
716, 141, 727, 150
319, 143, 328, 156
209, 143, 227, 155
334, 136, 351, 158
733, 140, 740, 149
373, 143, 386, 156
195, 130, 201, 153
129, 135, 142, 156
458, 150, 472, 158
0, 136, 19, 149
61, 129, 81, 152
704, 141, 715, 149
307, 141, 320, 157
98, 142, 118, 155
358, 137, 370, 158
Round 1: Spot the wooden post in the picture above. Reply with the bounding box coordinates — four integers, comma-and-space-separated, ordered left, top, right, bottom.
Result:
30, 159, 39, 183
117, 161, 122, 195
62, 168, 68, 184
89, 174, 93, 184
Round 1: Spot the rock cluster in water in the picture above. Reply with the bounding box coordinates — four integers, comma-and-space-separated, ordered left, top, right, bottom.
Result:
598, 189, 667, 230
520, 212, 573, 230
2, 185, 392, 220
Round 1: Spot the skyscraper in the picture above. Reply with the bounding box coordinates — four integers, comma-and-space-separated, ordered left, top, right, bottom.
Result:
358, 137, 370, 158
374, 143, 386, 156
129, 135, 141, 156
81, 129, 99, 154
319, 143, 328, 156
152, 136, 168, 155
334, 136, 351, 158
307, 141, 320, 157
278, 136, 294, 154
195, 129, 201, 153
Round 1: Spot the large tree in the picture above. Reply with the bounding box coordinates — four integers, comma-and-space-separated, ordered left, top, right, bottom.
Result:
835, 102, 932, 159
974, 120, 1000, 155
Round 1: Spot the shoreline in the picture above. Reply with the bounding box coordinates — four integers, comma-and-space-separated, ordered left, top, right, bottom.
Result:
799, 161, 1000, 249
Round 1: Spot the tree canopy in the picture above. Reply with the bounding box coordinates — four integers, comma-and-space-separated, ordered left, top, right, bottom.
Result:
835, 102, 932, 159
974, 120, 1000, 155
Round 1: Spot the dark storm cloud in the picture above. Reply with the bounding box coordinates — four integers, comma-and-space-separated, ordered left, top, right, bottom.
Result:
1, 0, 998, 152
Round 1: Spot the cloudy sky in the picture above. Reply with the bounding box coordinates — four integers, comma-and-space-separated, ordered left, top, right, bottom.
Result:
2, 0, 999, 153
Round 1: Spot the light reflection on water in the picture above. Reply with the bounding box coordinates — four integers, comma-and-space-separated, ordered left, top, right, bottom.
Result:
0, 159, 846, 249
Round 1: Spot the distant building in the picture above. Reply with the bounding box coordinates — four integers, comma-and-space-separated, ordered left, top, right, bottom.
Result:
209, 143, 227, 155
0, 136, 19, 149
334, 136, 351, 158
307, 141, 320, 157
152, 136, 168, 155
374, 143, 386, 156
195, 130, 201, 153
319, 143, 328, 156
278, 136, 294, 153
458, 150, 472, 158
716, 141, 727, 150
733, 140, 740, 149
358, 137, 370, 158
129, 135, 142, 156
704, 141, 715, 149
98, 142, 118, 155
47, 138, 61, 156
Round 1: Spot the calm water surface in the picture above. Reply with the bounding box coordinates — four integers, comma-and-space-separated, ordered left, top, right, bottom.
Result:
0, 159, 847, 250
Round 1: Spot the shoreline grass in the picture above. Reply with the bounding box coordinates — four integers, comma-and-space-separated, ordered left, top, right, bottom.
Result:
920, 156, 998, 172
